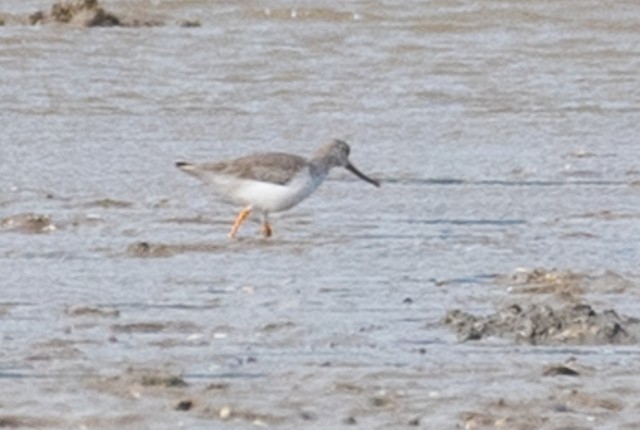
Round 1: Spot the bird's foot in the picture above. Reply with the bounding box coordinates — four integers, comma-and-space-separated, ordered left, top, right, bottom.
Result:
228, 208, 251, 239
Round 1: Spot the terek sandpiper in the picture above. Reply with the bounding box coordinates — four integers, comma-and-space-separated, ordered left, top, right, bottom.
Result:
176, 139, 380, 239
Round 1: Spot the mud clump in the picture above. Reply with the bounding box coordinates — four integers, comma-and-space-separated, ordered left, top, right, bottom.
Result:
502, 267, 583, 299
174, 399, 193, 411
112, 322, 166, 334
443, 303, 639, 345
140, 374, 187, 388
180, 20, 201, 28
66, 305, 120, 318
1, 213, 56, 234
543, 364, 580, 377
52, 0, 120, 26
84, 198, 133, 209
29, 0, 163, 27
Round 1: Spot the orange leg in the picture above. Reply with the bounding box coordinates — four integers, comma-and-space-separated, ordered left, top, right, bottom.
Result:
261, 213, 272, 238
228, 207, 251, 239
262, 221, 272, 238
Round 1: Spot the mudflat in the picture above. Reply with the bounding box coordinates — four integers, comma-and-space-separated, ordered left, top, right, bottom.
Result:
2, 1, 640, 428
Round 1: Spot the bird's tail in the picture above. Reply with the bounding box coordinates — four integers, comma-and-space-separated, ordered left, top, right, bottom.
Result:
176, 161, 194, 170
175, 161, 202, 179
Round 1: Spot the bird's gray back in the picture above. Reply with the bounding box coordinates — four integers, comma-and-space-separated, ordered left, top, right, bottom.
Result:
196, 152, 308, 186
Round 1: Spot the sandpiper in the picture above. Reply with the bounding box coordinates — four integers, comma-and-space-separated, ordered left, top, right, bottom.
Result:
176, 139, 380, 239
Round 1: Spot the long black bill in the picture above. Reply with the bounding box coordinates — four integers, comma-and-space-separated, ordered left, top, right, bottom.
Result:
346, 163, 380, 187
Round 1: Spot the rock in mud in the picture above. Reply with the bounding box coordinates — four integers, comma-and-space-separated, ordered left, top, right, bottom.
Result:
443, 303, 639, 345
180, 20, 201, 28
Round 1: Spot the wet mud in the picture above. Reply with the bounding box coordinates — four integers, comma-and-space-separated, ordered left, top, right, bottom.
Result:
446, 268, 640, 345
444, 302, 638, 345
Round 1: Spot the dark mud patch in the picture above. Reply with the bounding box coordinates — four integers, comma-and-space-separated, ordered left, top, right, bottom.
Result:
140, 374, 188, 388
443, 303, 640, 345
0, 415, 59, 428
125, 241, 227, 258
112, 322, 166, 334
180, 20, 201, 28
575, 210, 640, 221
126, 241, 174, 258
83, 198, 133, 209
542, 364, 580, 377
174, 399, 194, 411
148, 336, 208, 349
541, 357, 594, 378
0, 213, 55, 234
65, 305, 120, 318
26, 339, 85, 361
111, 320, 200, 334
160, 215, 220, 225
260, 321, 296, 332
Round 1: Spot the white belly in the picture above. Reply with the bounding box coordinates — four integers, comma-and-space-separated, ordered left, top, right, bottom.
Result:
213, 168, 327, 213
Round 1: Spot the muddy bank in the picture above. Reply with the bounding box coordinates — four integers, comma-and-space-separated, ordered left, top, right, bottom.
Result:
1, 0, 200, 27
443, 302, 640, 345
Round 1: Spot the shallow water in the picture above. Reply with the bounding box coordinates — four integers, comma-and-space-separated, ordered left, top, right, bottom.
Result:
2, 0, 640, 428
